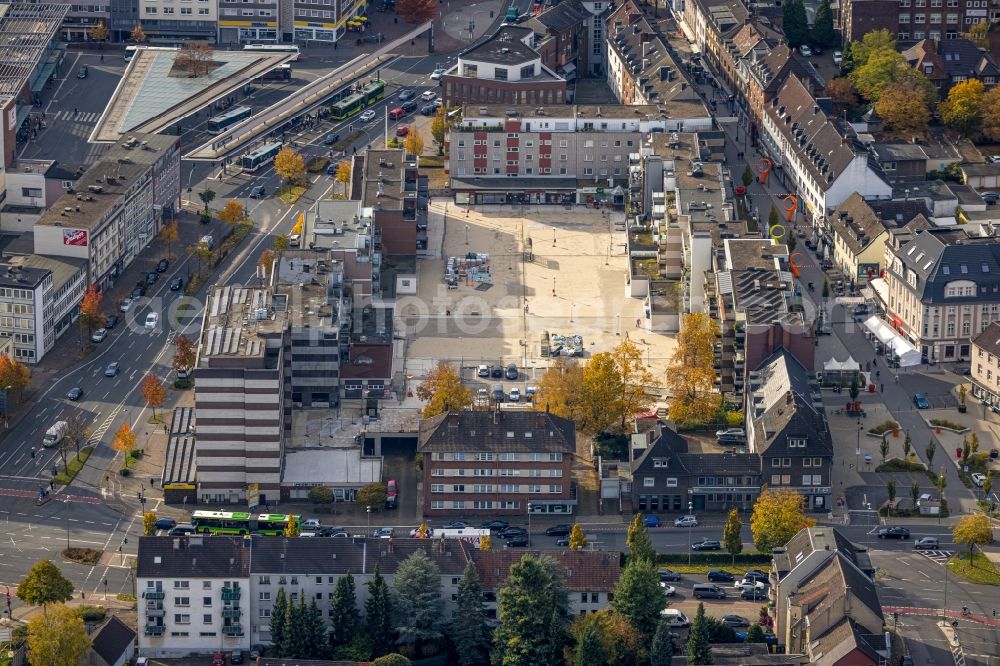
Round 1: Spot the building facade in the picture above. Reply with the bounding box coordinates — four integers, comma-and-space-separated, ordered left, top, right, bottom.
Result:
194, 285, 287, 504
61, 3, 112, 41
217, 0, 278, 44
970, 322, 1000, 408
418, 410, 578, 517
292, 0, 366, 43
840, 0, 988, 43
886, 228, 1000, 362
137, 0, 217, 41
33, 134, 180, 290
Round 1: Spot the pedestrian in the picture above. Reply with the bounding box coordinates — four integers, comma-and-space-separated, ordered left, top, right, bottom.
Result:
73, 107, 77, 116
150, 478, 154, 487
895, 374, 899, 383
100, 53, 104, 62
880, 383, 884, 392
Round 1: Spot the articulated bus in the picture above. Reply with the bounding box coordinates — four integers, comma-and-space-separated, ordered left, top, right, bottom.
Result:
255, 63, 292, 82
241, 141, 283, 172
242, 44, 300, 62
207, 106, 253, 134
329, 79, 386, 121
360, 79, 386, 105
191, 510, 301, 535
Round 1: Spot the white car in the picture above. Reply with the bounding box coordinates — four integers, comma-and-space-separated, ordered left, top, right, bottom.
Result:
833, 50, 843, 64
674, 515, 698, 527
120, 298, 132, 313
91, 328, 108, 343
430, 68, 445, 80
734, 579, 767, 592
971, 472, 987, 487
660, 583, 676, 596
359, 109, 376, 122
420, 90, 436, 101
145, 312, 159, 330
302, 519, 322, 529
509, 388, 521, 402
800, 45, 812, 57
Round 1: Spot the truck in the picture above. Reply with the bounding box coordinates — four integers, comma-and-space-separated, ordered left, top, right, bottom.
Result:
43, 421, 68, 448
504, 5, 520, 22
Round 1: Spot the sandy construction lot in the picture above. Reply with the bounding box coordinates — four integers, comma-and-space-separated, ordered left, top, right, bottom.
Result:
401, 199, 676, 383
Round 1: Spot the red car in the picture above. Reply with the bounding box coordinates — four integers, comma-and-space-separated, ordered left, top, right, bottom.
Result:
211, 652, 225, 666
395, 126, 409, 137
387, 479, 398, 498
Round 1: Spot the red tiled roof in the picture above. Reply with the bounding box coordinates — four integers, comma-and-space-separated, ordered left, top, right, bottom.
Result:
469, 548, 621, 592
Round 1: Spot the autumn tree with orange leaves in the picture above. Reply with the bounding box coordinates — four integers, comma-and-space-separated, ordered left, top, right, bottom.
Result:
112, 423, 137, 468
140, 376, 167, 419
396, 0, 437, 23
0, 355, 30, 403
173, 334, 196, 372
78, 285, 105, 338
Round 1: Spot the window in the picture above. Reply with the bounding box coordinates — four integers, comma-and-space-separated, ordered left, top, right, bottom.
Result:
644, 477, 655, 487
203, 596, 212, 606
494, 68, 508, 81
666, 478, 678, 487
259, 591, 271, 601
431, 500, 444, 509
174, 614, 191, 624
175, 597, 190, 606
174, 581, 190, 589
203, 614, 213, 624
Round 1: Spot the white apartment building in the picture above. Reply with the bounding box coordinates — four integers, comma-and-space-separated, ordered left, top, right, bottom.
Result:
971, 322, 1000, 408
33, 134, 180, 290
761, 76, 892, 230
138, 535, 621, 658
0, 255, 87, 363
194, 285, 287, 504
217, 0, 278, 44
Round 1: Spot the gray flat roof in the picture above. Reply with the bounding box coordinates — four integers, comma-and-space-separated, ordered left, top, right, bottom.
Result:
282, 449, 382, 485
0, 3, 70, 104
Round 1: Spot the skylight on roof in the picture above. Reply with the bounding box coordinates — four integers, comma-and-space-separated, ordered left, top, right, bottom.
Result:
983, 263, 990, 273
961, 264, 968, 274
942, 266, 950, 275
915, 252, 925, 263
907, 246, 917, 255
924, 261, 933, 270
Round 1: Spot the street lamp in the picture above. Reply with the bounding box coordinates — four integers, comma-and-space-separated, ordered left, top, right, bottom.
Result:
687, 490, 694, 565
527, 502, 533, 547
856, 422, 863, 471
465, 224, 469, 245
366, 505, 372, 532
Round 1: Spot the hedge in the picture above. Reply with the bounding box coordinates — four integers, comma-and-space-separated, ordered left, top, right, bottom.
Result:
621, 552, 773, 567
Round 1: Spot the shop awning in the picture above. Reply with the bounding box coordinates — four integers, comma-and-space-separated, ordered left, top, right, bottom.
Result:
863, 316, 921, 367
866, 277, 889, 306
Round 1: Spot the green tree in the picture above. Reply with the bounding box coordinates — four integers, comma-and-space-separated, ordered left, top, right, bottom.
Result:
366, 565, 394, 657
143, 511, 157, 536
687, 602, 713, 665
750, 486, 816, 553
304, 598, 328, 659
903, 432, 912, 460
26, 603, 91, 665
308, 486, 334, 505
492, 555, 568, 666
886, 479, 896, 517
876, 79, 932, 137
745, 623, 767, 643
926, 439, 937, 467
626, 513, 656, 563
393, 550, 444, 653
283, 596, 310, 658
357, 482, 388, 509
704, 616, 738, 642
330, 573, 360, 648
741, 164, 754, 188
610, 557, 666, 640
198, 188, 216, 216
880, 436, 890, 465
722, 508, 743, 564
568, 523, 587, 550
782, 0, 809, 47
666, 312, 721, 426
940, 79, 985, 136
575, 621, 605, 666
16, 560, 74, 610
822, 280, 830, 298
768, 203, 779, 229
650, 617, 676, 666
936, 469, 947, 496
580, 338, 658, 433
970, 431, 980, 454
454, 561, 490, 666
569, 610, 640, 666
271, 588, 288, 655
910, 480, 920, 508
811, 0, 836, 46
849, 375, 860, 402
850, 29, 896, 69
374, 655, 412, 666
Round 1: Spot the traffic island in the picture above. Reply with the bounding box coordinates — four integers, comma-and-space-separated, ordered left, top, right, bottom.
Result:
52, 446, 94, 485
61, 547, 102, 565
947, 552, 1000, 586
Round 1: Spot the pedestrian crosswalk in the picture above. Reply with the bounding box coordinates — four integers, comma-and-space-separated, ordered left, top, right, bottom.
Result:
49, 110, 101, 123
919, 549, 953, 564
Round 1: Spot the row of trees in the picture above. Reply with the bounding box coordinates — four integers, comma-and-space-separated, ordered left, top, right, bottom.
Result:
781, 0, 836, 49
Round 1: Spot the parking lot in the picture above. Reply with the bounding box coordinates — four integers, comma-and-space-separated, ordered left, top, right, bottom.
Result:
405, 202, 677, 386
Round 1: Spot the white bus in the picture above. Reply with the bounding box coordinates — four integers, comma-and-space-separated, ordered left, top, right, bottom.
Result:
242, 44, 300, 62
241, 141, 282, 172
124, 45, 139, 61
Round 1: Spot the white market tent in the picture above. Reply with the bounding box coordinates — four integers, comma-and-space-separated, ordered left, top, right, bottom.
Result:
862, 316, 922, 367
823, 357, 861, 373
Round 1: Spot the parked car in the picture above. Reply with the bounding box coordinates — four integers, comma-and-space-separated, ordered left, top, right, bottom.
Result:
674, 515, 698, 527
500, 527, 527, 538
170, 277, 184, 291
545, 524, 571, 537
302, 519, 322, 529
992, 448, 999, 459
913, 393, 930, 409
735, 580, 767, 594
491, 364, 503, 378
395, 125, 410, 137
555, 537, 570, 547
878, 526, 910, 539
799, 45, 812, 56
66, 387, 83, 401
972, 472, 987, 487
430, 67, 445, 80
658, 568, 682, 582
105, 314, 119, 329
104, 362, 120, 377
359, 109, 376, 122
146, 272, 159, 285
721, 615, 750, 628
505, 363, 518, 379
77, 65, 88, 79
981, 191, 998, 205
168, 524, 195, 536
833, 51, 843, 64
481, 520, 509, 531
505, 535, 529, 547
692, 539, 721, 551
914, 537, 939, 550
707, 570, 735, 582
693, 583, 728, 599
420, 103, 437, 115
715, 428, 745, 443
156, 258, 170, 273
508, 387, 521, 402
660, 584, 677, 596
372, 527, 394, 538
741, 588, 768, 601
644, 515, 661, 528
155, 517, 177, 530
91, 328, 108, 343
421, 90, 437, 101
231, 650, 245, 665
120, 298, 133, 313
131, 285, 146, 299
211, 652, 225, 666
444, 520, 469, 529
477, 364, 490, 377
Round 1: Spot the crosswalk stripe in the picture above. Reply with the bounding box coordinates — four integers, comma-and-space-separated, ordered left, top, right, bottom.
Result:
919, 549, 953, 564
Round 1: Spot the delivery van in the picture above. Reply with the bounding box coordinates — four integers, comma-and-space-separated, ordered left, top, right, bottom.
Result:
43, 421, 68, 448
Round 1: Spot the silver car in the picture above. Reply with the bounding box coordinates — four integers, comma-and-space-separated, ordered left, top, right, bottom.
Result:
914, 537, 939, 550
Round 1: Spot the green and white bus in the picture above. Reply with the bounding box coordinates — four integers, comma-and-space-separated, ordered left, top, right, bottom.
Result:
191, 511, 300, 535
241, 141, 282, 172
330, 93, 365, 120
360, 79, 386, 105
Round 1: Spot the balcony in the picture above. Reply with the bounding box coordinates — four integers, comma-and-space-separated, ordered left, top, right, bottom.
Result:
222, 625, 244, 636
222, 607, 242, 619
145, 625, 165, 636
221, 587, 241, 602
145, 591, 165, 600
146, 606, 165, 618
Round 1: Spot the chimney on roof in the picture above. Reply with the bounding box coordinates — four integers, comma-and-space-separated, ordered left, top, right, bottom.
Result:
493, 404, 501, 425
